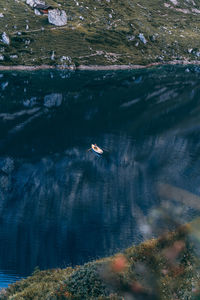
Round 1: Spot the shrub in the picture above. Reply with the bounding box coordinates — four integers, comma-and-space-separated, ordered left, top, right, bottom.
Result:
65, 262, 109, 299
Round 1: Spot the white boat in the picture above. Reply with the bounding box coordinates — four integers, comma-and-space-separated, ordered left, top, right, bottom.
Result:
91, 144, 103, 155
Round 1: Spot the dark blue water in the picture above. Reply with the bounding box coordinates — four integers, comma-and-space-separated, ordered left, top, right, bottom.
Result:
1, 65, 200, 288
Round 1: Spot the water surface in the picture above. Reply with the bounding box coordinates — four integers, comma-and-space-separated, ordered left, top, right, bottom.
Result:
1, 65, 200, 287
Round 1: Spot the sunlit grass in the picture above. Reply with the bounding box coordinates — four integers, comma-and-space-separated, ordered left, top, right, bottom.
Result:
0, 0, 200, 66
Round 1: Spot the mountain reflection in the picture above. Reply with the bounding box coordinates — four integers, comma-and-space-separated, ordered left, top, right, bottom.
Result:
1, 66, 200, 281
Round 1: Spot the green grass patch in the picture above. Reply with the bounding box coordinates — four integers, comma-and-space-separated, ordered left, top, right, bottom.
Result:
0, 0, 200, 66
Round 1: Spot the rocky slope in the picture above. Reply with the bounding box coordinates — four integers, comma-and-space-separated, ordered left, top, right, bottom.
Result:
1, 0, 200, 67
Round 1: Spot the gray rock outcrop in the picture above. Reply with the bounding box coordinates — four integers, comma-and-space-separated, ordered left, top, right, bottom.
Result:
44, 93, 63, 107
48, 9, 67, 26
26, 0, 45, 8
1, 32, 10, 45
138, 33, 147, 44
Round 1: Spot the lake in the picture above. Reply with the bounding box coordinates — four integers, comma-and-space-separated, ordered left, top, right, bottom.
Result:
1, 65, 200, 288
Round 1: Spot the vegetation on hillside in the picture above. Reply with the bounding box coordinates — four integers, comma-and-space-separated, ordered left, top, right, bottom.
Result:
1, 220, 200, 299
1, 0, 200, 66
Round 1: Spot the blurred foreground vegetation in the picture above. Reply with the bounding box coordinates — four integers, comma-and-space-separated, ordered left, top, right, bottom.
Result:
1, 219, 200, 300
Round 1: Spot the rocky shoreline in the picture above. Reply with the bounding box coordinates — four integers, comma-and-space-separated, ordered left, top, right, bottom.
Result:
1, 60, 200, 71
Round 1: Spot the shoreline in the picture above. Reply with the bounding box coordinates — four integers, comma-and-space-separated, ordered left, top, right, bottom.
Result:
0, 60, 200, 71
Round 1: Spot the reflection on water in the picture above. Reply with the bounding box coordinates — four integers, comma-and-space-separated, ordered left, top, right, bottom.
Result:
1, 65, 200, 287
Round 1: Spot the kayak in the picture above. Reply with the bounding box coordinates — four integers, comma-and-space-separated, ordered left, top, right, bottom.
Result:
91, 144, 103, 155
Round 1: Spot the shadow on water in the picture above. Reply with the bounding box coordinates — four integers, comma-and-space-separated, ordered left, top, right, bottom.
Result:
1, 65, 200, 286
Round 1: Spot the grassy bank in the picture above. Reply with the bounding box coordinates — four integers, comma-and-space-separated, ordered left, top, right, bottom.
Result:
1, 0, 200, 67
1, 221, 200, 300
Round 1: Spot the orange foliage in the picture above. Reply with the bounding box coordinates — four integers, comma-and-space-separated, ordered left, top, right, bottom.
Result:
111, 254, 128, 273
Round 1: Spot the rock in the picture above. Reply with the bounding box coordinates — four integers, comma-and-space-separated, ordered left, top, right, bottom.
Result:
48, 9, 67, 26
34, 9, 41, 15
0, 55, 4, 61
51, 51, 55, 60
25, 39, 31, 45
1, 157, 14, 174
169, 0, 178, 5
26, 0, 35, 6
10, 55, 18, 59
44, 93, 62, 108
127, 35, 135, 41
138, 33, 147, 44
1, 82, 8, 90
150, 34, 158, 42
26, 0, 45, 8
23, 97, 37, 107
1, 32, 10, 45
60, 55, 72, 64
60, 55, 67, 61
69, 64, 76, 70
0, 13, 4, 17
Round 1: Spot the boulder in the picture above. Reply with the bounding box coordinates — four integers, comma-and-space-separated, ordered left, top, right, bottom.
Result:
44, 93, 62, 108
34, 9, 41, 15
48, 9, 67, 26
0, 157, 14, 174
26, 0, 45, 8
2, 32, 10, 45
138, 33, 147, 44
